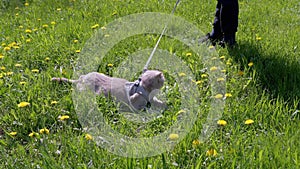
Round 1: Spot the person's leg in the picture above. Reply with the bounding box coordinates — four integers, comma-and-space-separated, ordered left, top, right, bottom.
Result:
219, 0, 239, 46
209, 1, 222, 40
199, 0, 239, 46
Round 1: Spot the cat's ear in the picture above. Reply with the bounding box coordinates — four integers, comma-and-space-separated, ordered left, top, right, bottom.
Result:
155, 72, 162, 77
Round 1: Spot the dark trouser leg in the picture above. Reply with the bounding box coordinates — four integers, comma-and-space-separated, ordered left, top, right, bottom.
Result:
219, 0, 239, 45
210, 1, 222, 40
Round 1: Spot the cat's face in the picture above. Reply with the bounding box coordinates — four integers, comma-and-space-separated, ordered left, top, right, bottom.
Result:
141, 70, 165, 90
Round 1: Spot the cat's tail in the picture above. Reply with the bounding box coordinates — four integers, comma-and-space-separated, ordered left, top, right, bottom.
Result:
51, 77, 78, 83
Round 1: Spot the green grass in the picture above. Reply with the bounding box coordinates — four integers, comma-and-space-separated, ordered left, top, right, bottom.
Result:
0, 0, 299, 168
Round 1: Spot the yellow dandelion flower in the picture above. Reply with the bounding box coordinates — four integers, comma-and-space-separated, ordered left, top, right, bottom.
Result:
26, 39, 31, 43
178, 72, 186, 77
73, 39, 78, 43
248, 62, 254, 67
91, 24, 99, 29
226, 60, 232, 65
45, 57, 50, 61
85, 134, 93, 140
29, 132, 39, 137
238, 71, 244, 76
201, 74, 208, 78
4, 46, 11, 51
20, 81, 26, 85
7, 40, 15, 47
195, 80, 203, 85
24, 2, 29, 6
51, 101, 58, 105
31, 69, 39, 73
9, 42, 18, 47
256, 36, 262, 41
225, 93, 232, 97
59, 115, 70, 121
220, 55, 226, 59
206, 149, 217, 157
0, 55, 3, 59
15, 13, 19, 16
19, 25, 24, 29
221, 69, 226, 73
209, 45, 214, 49
1, 43, 6, 47
185, 52, 192, 57
0, 74, 3, 78
37, 18, 41, 21
107, 63, 113, 67
9, 131, 17, 136
42, 24, 49, 28
75, 50, 81, 53
210, 66, 218, 71
25, 29, 32, 33
12, 45, 20, 49
245, 119, 254, 125
217, 77, 225, 82
33, 28, 38, 32
39, 128, 50, 134
57, 8, 62, 11
217, 120, 227, 126
15, 63, 22, 67
192, 139, 202, 147
18, 101, 30, 108
6, 72, 13, 76
1, 66, 5, 70
51, 21, 56, 25
104, 34, 110, 37
9, 42, 16, 47
168, 133, 179, 141
214, 94, 223, 99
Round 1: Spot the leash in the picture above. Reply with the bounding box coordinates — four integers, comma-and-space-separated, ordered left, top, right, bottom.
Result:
131, 0, 181, 104
143, 0, 181, 73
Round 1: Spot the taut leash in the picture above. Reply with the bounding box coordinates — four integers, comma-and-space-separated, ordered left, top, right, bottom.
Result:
143, 0, 181, 73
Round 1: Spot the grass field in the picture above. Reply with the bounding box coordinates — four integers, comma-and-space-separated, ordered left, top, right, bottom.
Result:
0, 0, 299, 168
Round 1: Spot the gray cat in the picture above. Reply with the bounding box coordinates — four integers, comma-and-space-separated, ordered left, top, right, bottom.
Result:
51, 70, 166, 111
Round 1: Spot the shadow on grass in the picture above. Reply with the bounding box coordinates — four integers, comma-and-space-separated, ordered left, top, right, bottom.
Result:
228, 41, 300, 108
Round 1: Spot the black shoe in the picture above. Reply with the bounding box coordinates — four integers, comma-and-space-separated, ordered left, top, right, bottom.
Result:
199, 33, 222, 46
219, 34, 236, 48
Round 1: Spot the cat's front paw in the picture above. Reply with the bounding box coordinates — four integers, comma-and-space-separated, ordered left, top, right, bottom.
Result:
151, 98, 168, 110
158, 102, 168, 110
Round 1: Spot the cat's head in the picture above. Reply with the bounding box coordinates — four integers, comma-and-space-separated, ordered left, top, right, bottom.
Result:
141, 70, 165, 91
